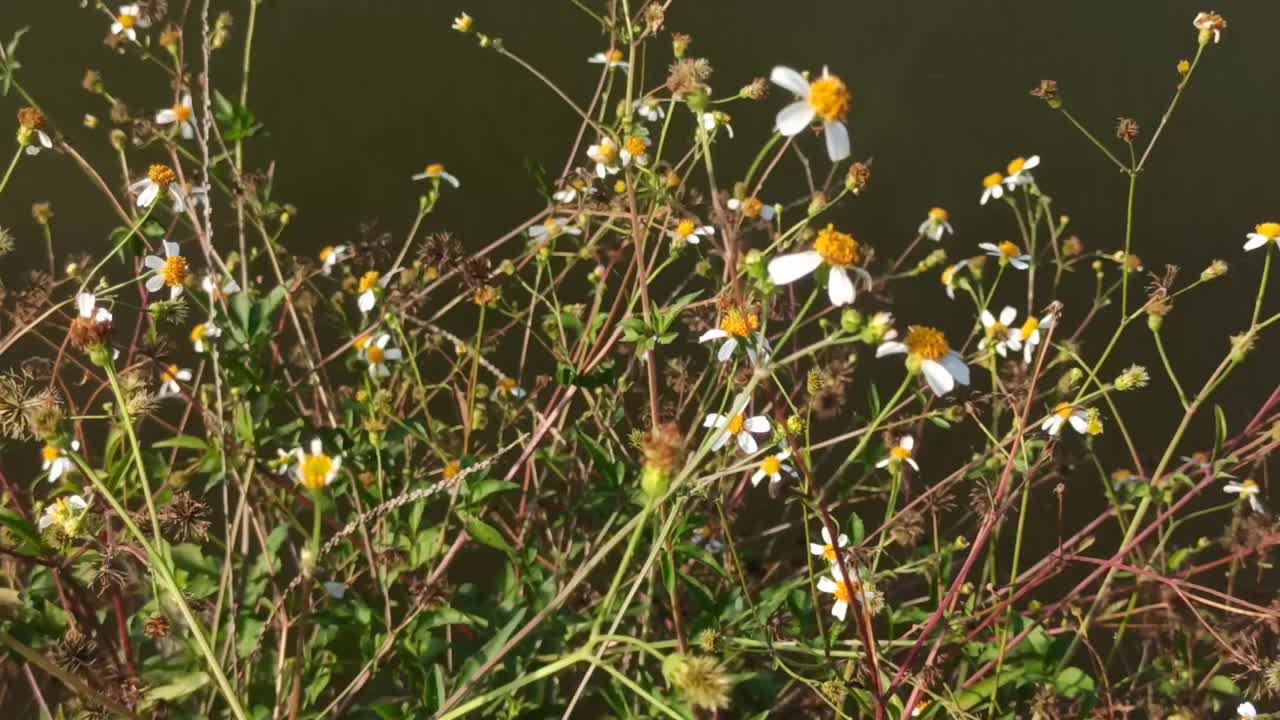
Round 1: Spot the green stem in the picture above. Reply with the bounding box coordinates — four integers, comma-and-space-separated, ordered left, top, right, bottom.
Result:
0, 145, 21, 195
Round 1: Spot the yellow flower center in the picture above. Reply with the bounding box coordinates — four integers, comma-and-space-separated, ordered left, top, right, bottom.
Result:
443, 460, 461, 482
319, 246, 335, 261
541, 218, 563, 238
761, 455, 781, 475
928, 207, 949, 222
606, 49, 624, 63
986, 322, 1008, 341
614, 180, 627, 193
890, 446, 911, 461
824, 545, 839, 562
904, 326, 950, 361
676, 220, 697, 238
359, 271, 381, 293
808, 75, 850, 123
190, 324, 206, 343
719, 309, 760, 338
1006, 157, 1028, 176
1256, 223, 1280, 240
726, 415, 745, 434
1020, 317, 1039, 339
42, 446, 60, 462
999, 241, 1021, 258
497, 377, 519, 394
1087, 418, 1103, 435
1243, 479, 1258, 491
425, 163, 445, 177
941, 265, 957, 285
353, 335, 371, 350
118, 13, 136, 28
814, 224, 859, 267
174, 104, 192, 123
740, 197, 764, 218
625, 136, 648, 157
982, 172, 1004, 189
301, 454, 334, 490
1054, 402, 1075, 419
162, 364, 180, 383
595, 141, 617, 163
148, 164, 176, 187
367, 345, 385, 365
163, 255, 189, 288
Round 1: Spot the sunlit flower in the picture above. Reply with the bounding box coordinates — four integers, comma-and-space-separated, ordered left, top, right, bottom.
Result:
703, 412, 771, 454
691, 526, 723, 553
412, 163, 460, 188
809, 524, 849, 563
201, 274, 240, 300
1002, 155, 1041, 188
918, 207, 953, 241
700, 111, 734, 139
670, 219, 715, 246
1042, 402, 1089, 436
110, 5, 149, 42
1016, 312, 1054, 363
876, 325, 971, 396
587, 137, 622, 178
294, 437, 341, 491
767, 224, 868, 306
941, 260, 968, 300
451, 12, 473, 33
770, 65, 851, 162
1224, 479, 1265, 514
42, 441, 79, 482
357, 270, 388, 313
751, 449, 795, 487
634, 98, 665, 122
190, 321, 221, 352
816, 564, 873, 622
588, 49, 629, 71
727, 196, 776, 221
621, 134, 652, 167
875, 436, 920, 472
979, 172, 1005, 205
77, 292, 112, 325
1193, 12, 1227, 45
364, 333, 403, 378
979, 241, 1030, 270
155, 93, 196, 140
84, 114, 98, 129
1243, 222, 1280, 252
269, 448, 294, 475
699, 308, 762, 363
529, 217, 583, 242
495, 377, 528, 399
143, 241, 190, 299
39, 495, 88, 534
159, 364, 192, 397
132, 164, 186, 211
979, 306, 1020, 358
552, 177, 593, 204
318, 245, 349, 275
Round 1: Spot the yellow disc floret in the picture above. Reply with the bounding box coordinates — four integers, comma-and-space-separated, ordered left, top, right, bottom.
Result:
1020, 317, 1040, 340
606, 49, 624, 63
443, 459, 462, 482
904, 326, 950, 361
174, 104, 192, 123
425, 163, 446, 178
1006, 157, 1029, 176
1053, 402, 1075, 419
42, 446, 60, 463
676, 220, 697, 239
162, 255, 189, 288
808, 74, 850, 123
719, 309, 760, 338
190, 324, 207, 344
1255, 223, 1280, 240
118, 13, 136, 28
148, 164, 177, 187
998, 241, 1022, 258
726, 415, 745, 434
367, 345, 385, 365
890, 446, 912, 461
814, 224, 859, 267
929, 207, 949, 222
982, 172, 1004, 189
300, 453, 334, 490
761, 455, 781, 476
625, 136, 648, 158
359, 271, 381, 293
740, 197, 764, 218
161, 364, 180, 383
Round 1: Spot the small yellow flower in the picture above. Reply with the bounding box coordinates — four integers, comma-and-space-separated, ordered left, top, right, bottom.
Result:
295, 438, 341, 491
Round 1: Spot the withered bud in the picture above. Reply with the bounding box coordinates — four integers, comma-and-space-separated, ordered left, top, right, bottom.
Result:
740, 78, 768, 101
1115, 117, 1139, 143
644, 2, 665, 32
17, 107, 45, 131
110, 129, 128, 151
211, 12, 234, 50
671, 33, 691, 59
31, 202, 53, 226
1030, 79, 1062, 109
82, 69, 104, 94
109, 101, 131, 125
1193, 11, 1227, 46
159, 25, 181, 52
845, 162, 871, 195
1062, 235, 1084, 256
1200, 259, 1228, 281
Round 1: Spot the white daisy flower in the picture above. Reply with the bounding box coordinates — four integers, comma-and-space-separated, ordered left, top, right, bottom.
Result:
634, 98, 665, 122
155, 93, 196, 140
727, 196, 776, 222
77, 292, 112, 325
1243, 222, 1280, 251
816, 564, 875, 622
620, 134, 652, 167
318, 245, 350, 275
978, 241, 1030, 270
412, 163, 460, 188
529, 217, 583, 242
190, 321, 221, 352
41, 441, 80, 483
451, 12, 473, 33
698, 308, 763, 363
670, 219, 714, 246
587, 137, 623, 178
132, 164, 186, 212
495, 377, 528, 399
201, 274, 240, 300
918, 207, 954, 241
770, 65, 851, 162
809, 524, 849, 563
1002, 155, 1041, 188
1016, 312, 1054, 363
38, 495, 88, 534
875, 436, 920, 472
110, 4, 149, 42
1237, 701, 1257, 719
703, 412, 771, 454
357, 270, 391, 314
940, 260, 968, 300
294, 437, 342, 491
1224, 479, 1265, 514
1041, 402, 1089, 436
767, 224, 868, 307
691, 526, 723, 553
552, 178, 593, 204
159, 364, 193, 397
143, 240, 190, 299
979, 306, 1021, 358
700, 111, 734, 139
364, 333, 403, 378
270, 448, 294, 475
588, 49, 629, 71
979, 172, 1005, 205
876, 325, 971, 396
751, 449, 795, 487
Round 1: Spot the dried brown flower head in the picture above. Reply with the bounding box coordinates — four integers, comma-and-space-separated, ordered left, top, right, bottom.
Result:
160, 491, 211, 541
17, 107, 46, 130
845, 161, 871, 195
1193, 11, 1227, 45
666, 58, 712, 98
1030, 79, 1062, 109
1115, 117, 1139, 143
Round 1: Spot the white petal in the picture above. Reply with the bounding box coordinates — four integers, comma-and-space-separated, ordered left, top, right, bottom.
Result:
775, 102, 815, 136
1043, 416, 1063, 435
770, 66, 811, 97
999, 306, 1017, 325
137, 183, 160, 208
821, 526, 834, 545
1069, 414, 1090, 434
145, 275, 166, 292
703, 414, 726, 428
156, 109, 177, 124
940, 352, 970, 386
876, 341, 907, 358
717, 338, 738, 363
383, 348, 403, 361
1238, 702, 1257, 719
906, 458, 920, 472
737, 432, 758, 455
831, 600, 848, 621
827, 267, 855, 306
1244, 234, 1268, 251
67, 495, 87, 510
77, 293, 96, 318
875, 458, 890, 468
900, 436, 915, 451
768, 251, 823, 285
978, 242, 999, 254
743, 416, 770, 433
310, 438, 323, 456
921, 360, 955, 396
824, 121, 851, 162
817, 576, 838, 593
1023, 155, 1041, 170
699, 329, 729, 343
980, 309, 995, 328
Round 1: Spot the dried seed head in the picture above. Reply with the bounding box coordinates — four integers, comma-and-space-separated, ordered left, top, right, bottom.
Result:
82, 69, 104, 94
1030, 79, 1062, 109
1115, 117, 1140, 142
845, 161, 871, 195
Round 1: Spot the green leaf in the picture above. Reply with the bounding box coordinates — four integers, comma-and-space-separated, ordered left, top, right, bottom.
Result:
1207, 674, 1241, 696
457, 511, 511, 553
144, 671, 209, 702
1213, 404, 1228, 458
152, 435, 208, 451
846, 512, 865, 545
465, 479, 519, 506
0, 510, 43, 552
